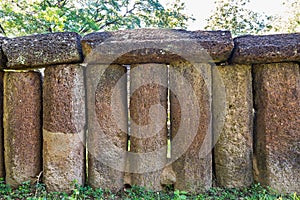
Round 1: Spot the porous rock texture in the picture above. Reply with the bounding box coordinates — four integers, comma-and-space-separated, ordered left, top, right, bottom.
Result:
231, 33, 300, 64
213, 64, 253, 188
82, 29, 234, 64
2, 32, 82, 69
43, 64, 85, 192
170, 61, 212, 193
253, 62, 300, 193
86, 64, 128, 192
43, 130, 85, 192
129, 63, 168, 191
4, 71, 42, 187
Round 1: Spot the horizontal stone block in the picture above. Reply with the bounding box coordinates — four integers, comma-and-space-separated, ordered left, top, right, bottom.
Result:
82, 29, 233, 64
213, 64, 253, 188
2, 32, 83, 69
253, 62, 300, 193
231, 33, 300, 64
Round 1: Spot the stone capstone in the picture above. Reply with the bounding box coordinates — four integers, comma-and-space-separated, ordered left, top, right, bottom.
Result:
82, 29, 234, 64
231, 33, 300, 64
2, 32, 83, 69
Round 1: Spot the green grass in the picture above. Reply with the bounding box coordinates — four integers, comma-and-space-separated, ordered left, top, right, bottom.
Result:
0, 179, 299, 200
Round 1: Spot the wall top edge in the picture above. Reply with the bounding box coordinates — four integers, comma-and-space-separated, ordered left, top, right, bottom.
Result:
0, 29, 299, 69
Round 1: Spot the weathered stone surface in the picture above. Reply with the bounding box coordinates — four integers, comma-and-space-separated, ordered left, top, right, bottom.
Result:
2, 32, 83, 69
43, 130, 85, 192
129, 63, 168, 191
0, 37, 7, 68
87, 64, 127, 192
253, 63, 300, 193
231, 33, 300, 64
170, 62, 212, 193
82, 29, 233, 64
43, 64, 86, 133
43, 64, 85, 192
0, 72, 4, 178
213, 64, 253, 188
160, 165, 176, 186
3, 71, 42, 187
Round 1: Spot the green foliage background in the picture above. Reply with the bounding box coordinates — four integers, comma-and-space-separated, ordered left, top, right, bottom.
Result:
0, 0, 194, 37
0, 0, 299, 37
205, 0, 299, 36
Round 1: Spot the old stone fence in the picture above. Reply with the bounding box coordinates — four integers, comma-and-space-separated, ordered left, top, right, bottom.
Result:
0, 29, 299, 194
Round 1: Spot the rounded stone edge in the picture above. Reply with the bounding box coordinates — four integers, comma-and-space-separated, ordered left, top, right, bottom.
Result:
231, 33, 300, 64
81, 29, 234, 64
2, 32, 83, 69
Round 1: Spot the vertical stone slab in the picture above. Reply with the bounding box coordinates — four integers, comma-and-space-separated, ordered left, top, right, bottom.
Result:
43, 64, 85, 192
0, 72, 4, 178
213, 65, 253, 188
129, 64, 167, 191
4, 71, 42, 187
170, 61, 212, 193
87, 64, 127, 192
253, 63, 300, 193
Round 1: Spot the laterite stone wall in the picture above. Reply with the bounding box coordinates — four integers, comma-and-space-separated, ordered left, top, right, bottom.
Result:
0, 29, 298, 194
